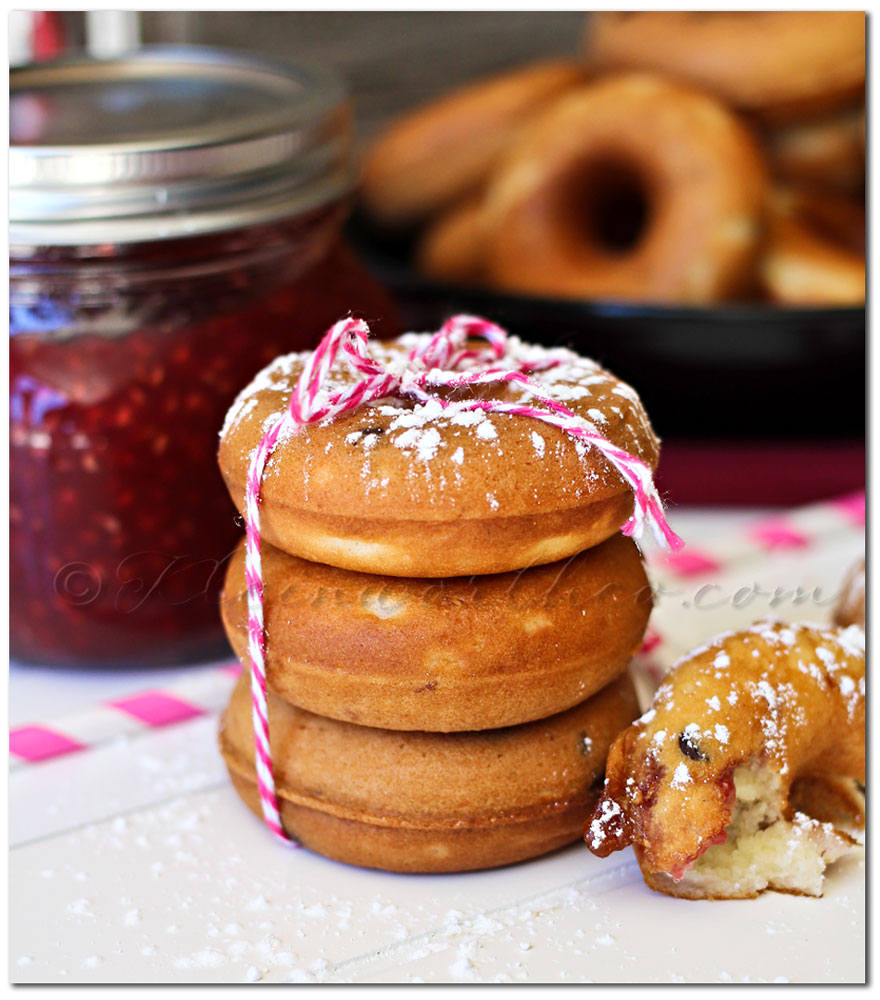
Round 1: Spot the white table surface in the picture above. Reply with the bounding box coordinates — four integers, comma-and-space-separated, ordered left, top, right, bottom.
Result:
9, 508, 866, 984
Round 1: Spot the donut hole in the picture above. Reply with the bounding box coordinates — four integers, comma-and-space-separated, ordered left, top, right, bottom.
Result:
567, 156, 652, 255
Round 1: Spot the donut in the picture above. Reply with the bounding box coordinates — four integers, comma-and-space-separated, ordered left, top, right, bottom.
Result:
760, 188, 865, 305
219, 670, 639, 873
585, 620, 865, 899
360, 60, 585, 228
220, 532, 651, 732
834, 558, 865, 629
482, 74, 767, 304
416, 193, 488, 286
584, 12, 865, 122
777, 187, 865, 256
218, 330, 660, 577
765, 107, 865, 196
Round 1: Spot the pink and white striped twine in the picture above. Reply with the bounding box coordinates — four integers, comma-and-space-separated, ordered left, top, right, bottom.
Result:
243, 314, 684, 844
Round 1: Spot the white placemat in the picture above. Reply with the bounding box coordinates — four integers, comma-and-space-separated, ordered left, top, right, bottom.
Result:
9, 504, 865, 983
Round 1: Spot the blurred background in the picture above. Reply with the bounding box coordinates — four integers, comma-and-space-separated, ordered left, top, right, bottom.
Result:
9, 10, 585, 139
9, 11, 866, 668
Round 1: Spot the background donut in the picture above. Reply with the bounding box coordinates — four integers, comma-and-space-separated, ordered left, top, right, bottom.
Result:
834, 558, 865, 629
220, 670, 640, 872
355, 12, 865, 307
583, 12, 865, 122
759, 188, 865, 305
482, 74, 768, 303
360, 59, 586, 228
416, 192, 489, 285
764, 108, 865, 197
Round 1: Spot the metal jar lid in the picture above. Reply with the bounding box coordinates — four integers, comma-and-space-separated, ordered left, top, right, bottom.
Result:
9, 46, 354, 245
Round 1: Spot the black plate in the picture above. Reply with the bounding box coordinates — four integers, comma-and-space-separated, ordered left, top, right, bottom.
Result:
346, 212, 866, 439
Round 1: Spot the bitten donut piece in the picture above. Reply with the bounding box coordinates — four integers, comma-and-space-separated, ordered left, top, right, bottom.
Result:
221, 532, 652, 732
834, 558, 865, 629
220, 671, 639, 873
584, 12, 865, 121
360, 60, 585, 228
483, 74, 767, 304
218, 333, 659, 577
585, 620, 865, 899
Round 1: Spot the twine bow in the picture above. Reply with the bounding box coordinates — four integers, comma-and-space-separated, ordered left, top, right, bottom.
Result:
242, 314, 683, 843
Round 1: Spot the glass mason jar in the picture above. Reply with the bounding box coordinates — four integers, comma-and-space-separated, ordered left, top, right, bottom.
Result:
10, 48, 397, 667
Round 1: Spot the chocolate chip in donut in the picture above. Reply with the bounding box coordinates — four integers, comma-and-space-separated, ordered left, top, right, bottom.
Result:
678, 728, 707, 762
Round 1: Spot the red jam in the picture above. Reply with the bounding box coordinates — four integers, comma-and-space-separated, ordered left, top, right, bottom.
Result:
10, 211, 397, 666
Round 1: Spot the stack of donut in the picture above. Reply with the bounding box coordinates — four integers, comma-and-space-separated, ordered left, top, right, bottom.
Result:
360, 11, 864, 306
215, 324, 662, 872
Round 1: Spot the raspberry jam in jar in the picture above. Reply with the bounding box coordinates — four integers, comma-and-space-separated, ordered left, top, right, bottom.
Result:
10, 49, 397, 666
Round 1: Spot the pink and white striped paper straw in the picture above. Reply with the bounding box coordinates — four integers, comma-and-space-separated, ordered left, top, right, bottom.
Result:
9, 663, 241, 770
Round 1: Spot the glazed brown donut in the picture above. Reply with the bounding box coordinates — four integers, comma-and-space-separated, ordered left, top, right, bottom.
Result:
584, 12, 865, 122
416, 193, 488, 286
360, 60, 585, 228
765, 107, 865, 196
219, 670, 639, 873
760, 188, 865, 305
483, 74, 767, 304
221, 532, 651, 732
218, 333, 660, 577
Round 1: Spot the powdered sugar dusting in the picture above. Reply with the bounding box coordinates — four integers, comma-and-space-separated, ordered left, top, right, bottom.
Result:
221, 330, 659, 512
476, 420, 497, 441
394, 425, 442, 463
671, 763, 692, 788
588, 797, 623, 850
